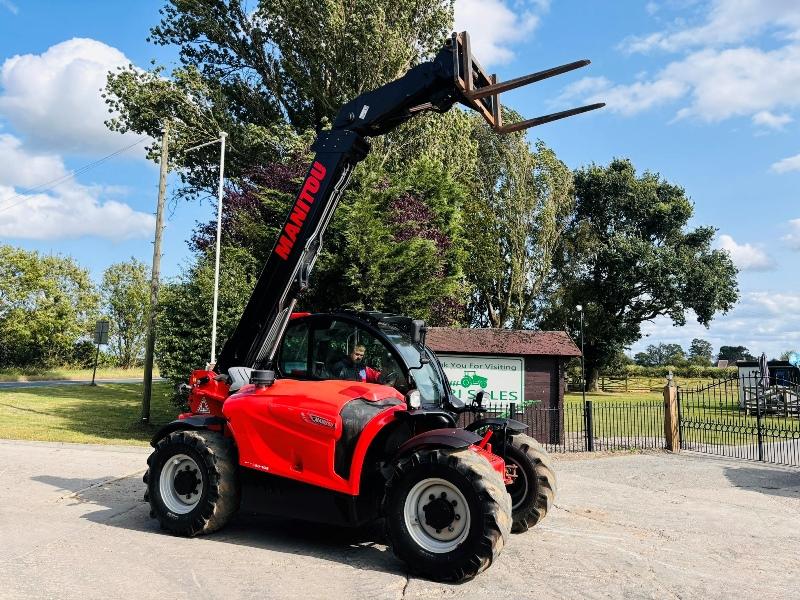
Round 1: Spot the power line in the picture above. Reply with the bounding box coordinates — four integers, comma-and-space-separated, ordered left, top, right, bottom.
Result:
0, 135, 150, 214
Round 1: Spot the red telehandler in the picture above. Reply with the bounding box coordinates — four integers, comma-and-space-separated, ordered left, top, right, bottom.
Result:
144, 32, 602, 582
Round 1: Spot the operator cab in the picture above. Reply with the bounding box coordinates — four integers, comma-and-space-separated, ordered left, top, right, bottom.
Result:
275, 312, 451, 408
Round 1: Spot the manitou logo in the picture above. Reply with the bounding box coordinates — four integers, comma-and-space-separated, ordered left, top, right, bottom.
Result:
275, 161, 327, 260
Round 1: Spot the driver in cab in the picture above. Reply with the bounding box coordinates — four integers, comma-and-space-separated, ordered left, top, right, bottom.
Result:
332, 344, 381, 383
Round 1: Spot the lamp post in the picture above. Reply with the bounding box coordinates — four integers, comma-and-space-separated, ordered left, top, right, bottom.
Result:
576, 304, 586, 403
185, 132, 227, 367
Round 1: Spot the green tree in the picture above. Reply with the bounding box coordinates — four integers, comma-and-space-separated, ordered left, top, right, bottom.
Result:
718, 345, 754, 362
688, 338, 714, 366
634, 343, 686, 367
542, 159, 739, 389
466, 114, 574, 328
101, 259, 150, 368
156, 247, 260, 395
780, 349, 798, 361
304, 157, 468, 323
0, 245, 99, 367
105, 0, 455, 197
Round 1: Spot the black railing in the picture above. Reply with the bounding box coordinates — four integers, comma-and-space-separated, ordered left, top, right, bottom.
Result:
460, 400, 665, 453
678, 374, 800, 466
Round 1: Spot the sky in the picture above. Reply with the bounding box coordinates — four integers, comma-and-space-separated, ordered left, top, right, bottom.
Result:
1, 0, 799, 360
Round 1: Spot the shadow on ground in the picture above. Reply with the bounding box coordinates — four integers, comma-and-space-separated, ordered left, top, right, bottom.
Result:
33, 472, 406, 579
723, 464, 800, 498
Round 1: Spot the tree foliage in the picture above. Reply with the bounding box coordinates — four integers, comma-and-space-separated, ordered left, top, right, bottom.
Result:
688, 338, 714, 366
0, 245, 99, 367
105, 0, 453, 196
466, 114, 573, 328
634, 343, 686, 367
542, 159, 739, 389
101, 259, 150, 368
718, 345, 754, 362
156, 247, 260, 393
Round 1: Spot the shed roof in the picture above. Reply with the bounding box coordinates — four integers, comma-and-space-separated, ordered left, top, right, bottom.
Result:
426, 327, 581, 357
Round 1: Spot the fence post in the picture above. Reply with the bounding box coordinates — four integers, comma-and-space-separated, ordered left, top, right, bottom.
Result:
509, 402, 516, 421
584, 400, 594, 452
663, 374, 679, 452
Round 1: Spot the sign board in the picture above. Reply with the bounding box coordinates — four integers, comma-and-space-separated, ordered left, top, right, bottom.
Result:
439, 354, 524, 405
94, 320, 109, 345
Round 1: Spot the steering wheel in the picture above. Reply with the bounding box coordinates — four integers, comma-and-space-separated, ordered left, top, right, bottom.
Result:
380, 371, 399, 386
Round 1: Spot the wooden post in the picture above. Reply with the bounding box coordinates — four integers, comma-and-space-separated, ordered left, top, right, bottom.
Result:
141, 120, 169, 424
663, 377, 679, 452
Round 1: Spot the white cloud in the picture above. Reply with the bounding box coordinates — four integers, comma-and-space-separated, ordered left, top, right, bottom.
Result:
566, 44, 800, 121
770, 153, 800, 173
0, 133, 65, 188
752, 110, 793, 130
454, 0, 546, 66
633, 292, 800, 361
0, 133, 154, 240
716, 234, 774, 271
573, 3, 800, 123
0, 0, 18, 15
622, 0, 800, 54
0, 38, 141, 155
782, 218, 800, 249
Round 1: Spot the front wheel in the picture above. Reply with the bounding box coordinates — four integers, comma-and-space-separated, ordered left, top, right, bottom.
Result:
504, 433, 556, 533
383, 448, 511, 582
146, 429, 239, 536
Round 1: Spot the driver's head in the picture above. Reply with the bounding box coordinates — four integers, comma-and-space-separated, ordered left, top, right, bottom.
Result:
350, 344, 366, 364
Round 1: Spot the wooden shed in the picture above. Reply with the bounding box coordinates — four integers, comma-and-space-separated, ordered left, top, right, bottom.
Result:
426, 328, 580, 443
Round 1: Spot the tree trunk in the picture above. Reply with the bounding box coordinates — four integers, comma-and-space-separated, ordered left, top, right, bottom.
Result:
587, 366, 600, 392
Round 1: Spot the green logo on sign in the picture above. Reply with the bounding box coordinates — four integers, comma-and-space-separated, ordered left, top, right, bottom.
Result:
460, 370, 488, 389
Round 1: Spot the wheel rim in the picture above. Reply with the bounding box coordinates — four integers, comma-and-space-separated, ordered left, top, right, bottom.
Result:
506, 456, 529, 511
403, 477, 471, 553
159, 453, 204, 514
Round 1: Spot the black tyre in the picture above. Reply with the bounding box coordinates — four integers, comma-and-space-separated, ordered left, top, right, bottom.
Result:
146, 429, 239, 536
504, 433, 556, 533
383, 448, 512, 582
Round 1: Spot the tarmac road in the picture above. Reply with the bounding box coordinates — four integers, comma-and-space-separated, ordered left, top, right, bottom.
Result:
1, 440, 798, 599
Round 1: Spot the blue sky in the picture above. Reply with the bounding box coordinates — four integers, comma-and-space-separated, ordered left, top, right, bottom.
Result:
1, 0, 799, 359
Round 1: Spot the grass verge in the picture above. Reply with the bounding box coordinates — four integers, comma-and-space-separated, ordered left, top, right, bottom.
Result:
0, 383, 177, 446
0, 367, 160, 382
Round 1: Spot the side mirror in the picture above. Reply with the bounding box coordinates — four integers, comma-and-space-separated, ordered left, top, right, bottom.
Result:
411, 319, 427, 346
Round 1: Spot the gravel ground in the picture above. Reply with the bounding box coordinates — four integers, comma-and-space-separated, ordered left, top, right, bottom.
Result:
1, 440, 798, 599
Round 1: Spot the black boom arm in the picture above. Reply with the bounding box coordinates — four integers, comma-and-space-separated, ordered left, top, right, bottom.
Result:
215, 32, 603, 372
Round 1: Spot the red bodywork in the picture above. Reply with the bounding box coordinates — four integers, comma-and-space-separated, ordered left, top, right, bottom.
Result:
183, 370, 508, 495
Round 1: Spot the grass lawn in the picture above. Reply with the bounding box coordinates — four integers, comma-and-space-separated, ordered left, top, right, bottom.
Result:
565, 390, 663, 404
0, 382, 178, 446
0, 367, 159, 382
0, 367, 158, 382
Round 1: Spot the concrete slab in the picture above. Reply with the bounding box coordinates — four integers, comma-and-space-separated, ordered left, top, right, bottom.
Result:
1, 440, 798, 599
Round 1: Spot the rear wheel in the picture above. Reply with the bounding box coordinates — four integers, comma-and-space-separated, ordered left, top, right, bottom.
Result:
146, 429, 239, 536
384, 448, 511, 582
504, 433, 556, 533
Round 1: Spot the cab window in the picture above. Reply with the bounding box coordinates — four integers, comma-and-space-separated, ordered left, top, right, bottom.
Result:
279, 318, 408, 393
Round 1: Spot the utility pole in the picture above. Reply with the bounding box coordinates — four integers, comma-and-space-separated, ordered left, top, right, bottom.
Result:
141, 120, 169, 424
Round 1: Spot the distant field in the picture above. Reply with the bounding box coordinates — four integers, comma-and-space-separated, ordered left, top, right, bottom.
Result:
0, 382, 176, 445
565, 390, 662, 404
572, 375, 736, 394
0, 367, 158, 382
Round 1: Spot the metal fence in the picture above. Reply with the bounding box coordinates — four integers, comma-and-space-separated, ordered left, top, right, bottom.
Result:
460, 400, 665, 453
678, 374, 800, 466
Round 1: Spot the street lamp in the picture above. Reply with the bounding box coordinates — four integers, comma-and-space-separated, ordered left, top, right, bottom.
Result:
185, 132, 227, 367
576, 304, 586, 404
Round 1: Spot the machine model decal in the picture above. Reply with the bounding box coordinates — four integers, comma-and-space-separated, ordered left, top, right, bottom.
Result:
301, 412, 336, 429
275, 161, 328, 260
